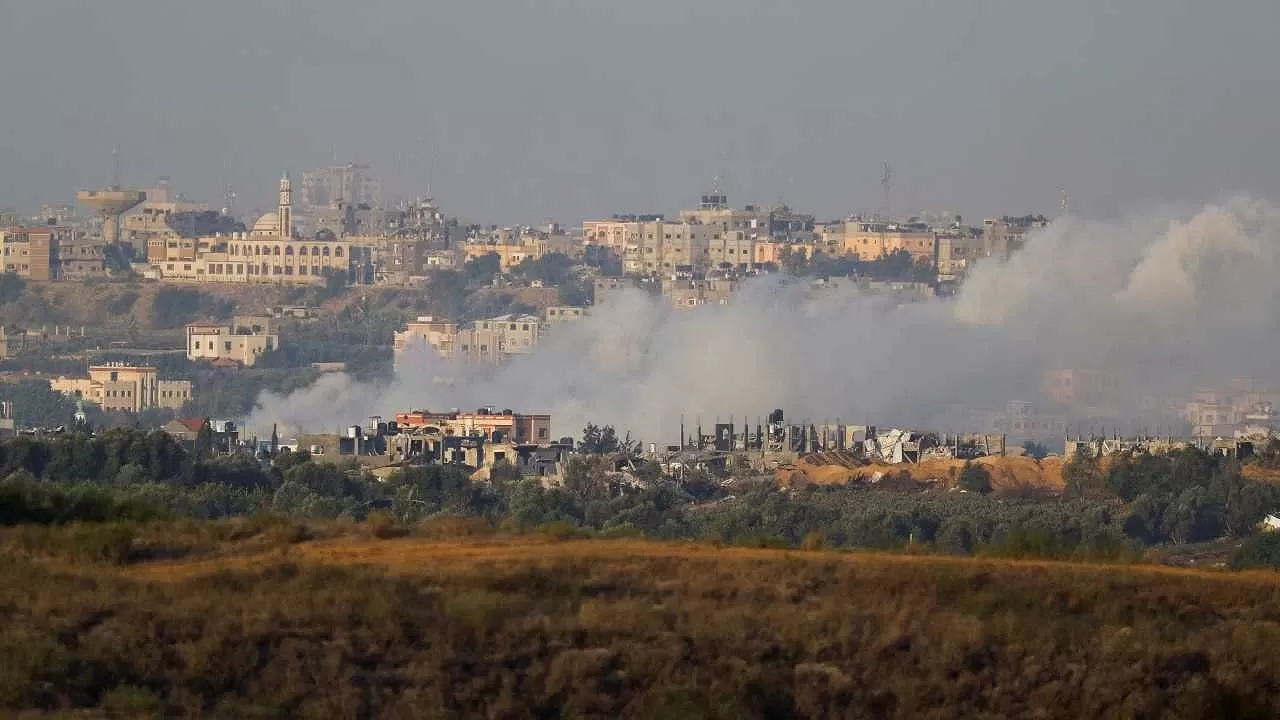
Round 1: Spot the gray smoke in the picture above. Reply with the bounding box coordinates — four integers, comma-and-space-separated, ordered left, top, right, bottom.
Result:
248, 197, 1280, 443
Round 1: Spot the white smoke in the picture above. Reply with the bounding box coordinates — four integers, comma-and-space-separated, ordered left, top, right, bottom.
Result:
248, 197, 1280, 443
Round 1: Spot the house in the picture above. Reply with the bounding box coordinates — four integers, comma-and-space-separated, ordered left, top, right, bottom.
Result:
161, 418, 241, 454
186, 322, 279, 367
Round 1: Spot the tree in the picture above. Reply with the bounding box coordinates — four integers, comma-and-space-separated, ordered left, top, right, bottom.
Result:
463, 253, 501, 285
193, 419, 214, 462
1022, 441, 1049, 460
1062, 451, 1109, 500
579, 423, 621, 455
958, 461, 992, 494
0, 273, 25, 304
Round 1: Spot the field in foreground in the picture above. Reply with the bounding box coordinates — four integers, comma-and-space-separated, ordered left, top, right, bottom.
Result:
3, 523, 1280, 718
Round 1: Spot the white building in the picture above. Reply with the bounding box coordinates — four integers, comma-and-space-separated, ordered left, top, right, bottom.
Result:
186, 322, 279, 367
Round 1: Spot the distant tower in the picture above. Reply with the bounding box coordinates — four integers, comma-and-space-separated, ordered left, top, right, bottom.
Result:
278, 171, 293, 239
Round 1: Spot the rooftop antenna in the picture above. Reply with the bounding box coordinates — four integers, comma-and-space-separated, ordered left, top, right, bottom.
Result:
1060, 189, 1070, 215
111, 145, 121, 190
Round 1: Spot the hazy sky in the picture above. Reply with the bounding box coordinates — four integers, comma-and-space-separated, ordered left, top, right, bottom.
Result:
2, 1, 1277, 224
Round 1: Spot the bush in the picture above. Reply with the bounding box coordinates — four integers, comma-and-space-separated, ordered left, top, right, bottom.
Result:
364, 511, 408, 540
801, 531, 826, 551
537, 520, 592, 542
1231, 532, 1280, 570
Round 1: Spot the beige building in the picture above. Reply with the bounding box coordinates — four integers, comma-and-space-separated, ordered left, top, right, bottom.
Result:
0, 226, 67, 280
51, 363, 192, 414
186, 322, 279, 367
840, 220, 936, 263
663, 277, 738, 310
148, 173, 359, 286
459, 314, 542, 363
543, 305, 588, 327
393, 313, 544, 366
393, 317, 460, 368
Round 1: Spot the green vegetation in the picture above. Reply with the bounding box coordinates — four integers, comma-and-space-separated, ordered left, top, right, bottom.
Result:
0, 272, 26, 304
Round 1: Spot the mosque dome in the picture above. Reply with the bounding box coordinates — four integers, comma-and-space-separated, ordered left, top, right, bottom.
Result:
252, 212, 280, 235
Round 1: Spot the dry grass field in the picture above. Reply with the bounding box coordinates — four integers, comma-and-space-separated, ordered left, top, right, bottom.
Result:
2, 520, 1280, 718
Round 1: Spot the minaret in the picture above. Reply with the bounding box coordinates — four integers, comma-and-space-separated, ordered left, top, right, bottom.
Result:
278, 171, 293, 239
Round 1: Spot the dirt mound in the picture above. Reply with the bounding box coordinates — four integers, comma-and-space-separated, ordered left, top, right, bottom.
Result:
778, 452, 1066, 492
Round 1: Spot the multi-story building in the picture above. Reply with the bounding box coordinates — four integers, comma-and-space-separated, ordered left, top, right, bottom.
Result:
392, 317, 460, 369
147, 174, 363, 285
0, 226, 67, 280
1042, 369, 1120, 412
57, 237, 108, 280
462, 226, 579, 272
458, 314, 542, 363
543, 305, 588, 328
662, 277, 737, 310
51, 363, 192, 414
0, 210, 20, 229
185, 322, 280, 367
839, 220, 936, 263
981, 215, 1048, 260
299, 163, 381, 212
394, 407, 553, 445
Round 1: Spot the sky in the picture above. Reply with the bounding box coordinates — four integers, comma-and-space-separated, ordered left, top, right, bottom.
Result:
2, 0, 1278, 224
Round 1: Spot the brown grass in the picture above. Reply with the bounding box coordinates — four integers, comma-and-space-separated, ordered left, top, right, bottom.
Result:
2, 525, 1280, 717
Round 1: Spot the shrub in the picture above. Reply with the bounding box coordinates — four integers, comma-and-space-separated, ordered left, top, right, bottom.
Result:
537, 520, 592, 542
802, 531, 826, 551
1231, 532, 1280, 570
364, 510, 408, 540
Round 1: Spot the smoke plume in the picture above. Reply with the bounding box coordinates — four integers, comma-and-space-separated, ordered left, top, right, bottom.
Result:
248, 197, 1280, 443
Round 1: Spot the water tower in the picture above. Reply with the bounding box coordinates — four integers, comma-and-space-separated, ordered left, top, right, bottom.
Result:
76, 189, 146, 245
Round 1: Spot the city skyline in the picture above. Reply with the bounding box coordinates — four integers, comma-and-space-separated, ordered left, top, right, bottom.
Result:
2, 1, 1278, 224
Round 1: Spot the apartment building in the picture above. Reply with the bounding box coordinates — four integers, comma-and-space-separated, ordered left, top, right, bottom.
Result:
0, 226, 67, 280
462, 227, 578, 272
460, 314, 542, 363
394, 407, 553, 445
982, 215, 1048, 260
186, 322, 279, 367
840, 220, 936, 263
543, 305, 588, 328
392, 317, 459, 368
51, 363, 192, 413
57, 238, 108, 280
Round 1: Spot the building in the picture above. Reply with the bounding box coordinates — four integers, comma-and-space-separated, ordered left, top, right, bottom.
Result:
662, 277, 737, 310
51, 363, 192, 413
299, 163, 382, 211
0, 327, 25, 359
982, 215, 1048, 260
393, 317, 460, 368
1043, 369, 1120, 411
457, 314, 542, 363
161, 418, 241, 453
148, 174, 363, 285
56, 237, 108, 280
0, 226, 68, 280
185, 322, 279, 367
394, 407, 553, 445
462, 226, 578, 272
0, 210, 20, 229
543, 306, 588, 328
839, 220, 936, 263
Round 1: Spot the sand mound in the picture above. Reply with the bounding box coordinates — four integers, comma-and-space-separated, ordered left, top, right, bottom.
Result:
777, 452, 1066, 492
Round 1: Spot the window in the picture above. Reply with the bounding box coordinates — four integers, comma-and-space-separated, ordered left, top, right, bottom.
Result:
285, 246, 294, 256
224, 342, 232, 352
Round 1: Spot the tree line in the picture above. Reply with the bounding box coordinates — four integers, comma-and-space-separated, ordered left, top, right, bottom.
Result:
3, 427, 1280, 567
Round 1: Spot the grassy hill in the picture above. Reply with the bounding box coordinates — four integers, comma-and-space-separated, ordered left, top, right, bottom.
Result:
2, 521, 1279, 718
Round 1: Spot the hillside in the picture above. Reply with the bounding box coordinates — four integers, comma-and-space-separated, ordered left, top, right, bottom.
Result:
2, 523, 1278, 717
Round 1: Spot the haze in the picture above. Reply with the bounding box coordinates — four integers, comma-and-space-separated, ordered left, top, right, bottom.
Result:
2, 0, 1278, 222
